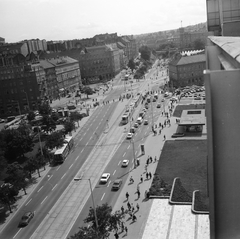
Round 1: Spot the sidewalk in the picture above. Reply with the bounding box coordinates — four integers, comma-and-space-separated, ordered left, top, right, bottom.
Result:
109, 109, 178, 239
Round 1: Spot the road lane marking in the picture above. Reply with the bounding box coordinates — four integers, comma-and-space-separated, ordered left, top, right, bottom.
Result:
41, 196, 48, 205
132, 159, 134, 163
107, 180, 111, 187
69, 164, 73, 169
101, 193, 105, 201
127, 145, 130, 149
118, 161, 121, 165
37, 186, 43, 193
80, 149, 84, 153
61, 173, 66, 179
25, 198, 32, 206
75, 155, 80, 161
135, 151, 138, 155
56, 166, 61, 171
123, 152, 126, 157
52, 184, 57, 191
48, 175, 53, 181
13, 229, 22, 238
113, 170, 116, 175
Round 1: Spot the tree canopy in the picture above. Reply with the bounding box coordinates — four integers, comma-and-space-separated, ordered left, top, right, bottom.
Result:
64, 121, 75, 135
41, 115, 57, 133
81, 87, 94, 98
45, 131, 64, 150
69, 203, 124, 239
39, 102, 52, 115
193, 39, 205, 50
128, 58, 136, 71
139, 45, 151, 61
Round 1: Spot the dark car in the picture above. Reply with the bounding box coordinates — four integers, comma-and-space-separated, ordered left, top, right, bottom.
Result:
171, 133, 185, 138
112, 179, 123, 190
18, 211, 34, 227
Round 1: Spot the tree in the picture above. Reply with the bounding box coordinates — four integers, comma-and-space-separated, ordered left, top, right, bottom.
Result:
81, 86, 94, 98
5, 163, 28, 195
51, 112, 59, 122
139, 45, 151, 61
27, 111, 35, 121
83, 203, 124, 238
0, 183, 19, 213
45, 131, 64, 150
128, 58, 135, 72
1, 126, 34, 163
70, 111, 83, 127
193, 39, 205, 50
64, 121, 75, 135
23, 157, 39, 178
39, 102, 52, 115
41, 115, 57, 133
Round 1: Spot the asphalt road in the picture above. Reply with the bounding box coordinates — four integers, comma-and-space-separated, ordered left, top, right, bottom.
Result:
0, 103, 117, 239
67, 95, 163, 237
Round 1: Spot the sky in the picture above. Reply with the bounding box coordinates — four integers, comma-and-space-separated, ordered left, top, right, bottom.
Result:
0, 0, 207, 43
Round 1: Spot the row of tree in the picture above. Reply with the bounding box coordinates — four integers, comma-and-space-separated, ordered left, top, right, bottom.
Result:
0, 102, 84, 212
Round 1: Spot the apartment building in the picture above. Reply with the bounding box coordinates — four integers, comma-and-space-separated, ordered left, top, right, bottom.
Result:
169, 53, 206, 88
79, 44, 121, 83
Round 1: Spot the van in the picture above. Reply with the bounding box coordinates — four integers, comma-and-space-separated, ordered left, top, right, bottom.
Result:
136, 117, 143, 124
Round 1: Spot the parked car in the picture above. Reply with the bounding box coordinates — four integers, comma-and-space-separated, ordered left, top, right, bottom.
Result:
152, 98, 156, 102
18, 211, 34, 227
143, 119, 148, 125
130, 127, 135, 133
171, 133, 185, 138
112, 179, 123, 190
100, 173, 110, 183
134, 123, 139, 128
122, 159, 129, 167
156, 103, 161, 108
126, 133, 133, 139
136, 117, 143, 124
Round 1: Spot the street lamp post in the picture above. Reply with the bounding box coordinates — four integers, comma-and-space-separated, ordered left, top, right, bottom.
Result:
130, 119, 137, 168
79, 178, 99, 236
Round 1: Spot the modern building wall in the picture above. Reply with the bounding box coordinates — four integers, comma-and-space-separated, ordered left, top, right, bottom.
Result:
205, 36, 240, 239
206, 0, 240, 36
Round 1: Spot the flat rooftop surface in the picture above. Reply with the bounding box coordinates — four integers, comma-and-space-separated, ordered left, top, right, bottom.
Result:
180, 109, 206, 126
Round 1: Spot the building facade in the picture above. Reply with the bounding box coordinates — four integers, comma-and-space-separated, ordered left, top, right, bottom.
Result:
169, 54, 206, 87
206, 0, 240, 36
79, 45, 121, 83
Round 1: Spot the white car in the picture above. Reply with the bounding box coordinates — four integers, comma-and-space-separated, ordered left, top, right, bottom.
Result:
100, 173, 110, 183
122, 159, 129, 167
136, 117, 143, 124
126, 133, 133, 139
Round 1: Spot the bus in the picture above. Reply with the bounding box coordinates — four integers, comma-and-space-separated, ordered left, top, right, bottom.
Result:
64, 136, 74, 150
53, 144, 70, 164
125, 74, 129, 81
121, 113, 129, 125
53, 136, 74, 164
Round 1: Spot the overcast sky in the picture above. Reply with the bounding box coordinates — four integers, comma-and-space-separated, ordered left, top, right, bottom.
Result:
0, 0, 207, 43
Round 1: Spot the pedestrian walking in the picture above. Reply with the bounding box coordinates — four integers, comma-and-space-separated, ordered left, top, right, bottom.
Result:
146, 172, 149, 180
132, 206, 135, 213
159, 122, 161, 127
140, 175, 143, 183
137, 189, 141, 199
145, 190, 148, 198
125, 226, 128, 235
145, 164, 148, 173
121, 206, 124, 214
159, 129, 161, 134
132, 214, 137, 222
127, 201, 131, 210
149, 172, 152, 179
126, 192, 129, 201
150, 156, 152, 163
114, 232, 119, 239
130, 176, 134, 184
154, 156, 157, 162
121, 222, 124, 232
164, 135, 166, 140
136, 203, 140, 211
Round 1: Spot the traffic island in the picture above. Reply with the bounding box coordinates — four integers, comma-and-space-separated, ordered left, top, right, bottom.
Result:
192, 190, 209, 214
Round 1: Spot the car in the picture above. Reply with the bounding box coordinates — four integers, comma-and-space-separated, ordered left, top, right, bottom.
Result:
122, 159, 129, 167
134, 123, 139, 128
152, 98, 156, 102
0, 118, 5, 123
142, 108, 147, 112
144, 119, 148, 125
156, 103, 161, 108
18, 211, 34, 227
171, 133, 185, 138
145, 105, 149, 109
126, 133, 133, 139
100, 173, 110, 183
112, 179, 123, 190
136, 117, 143, 124
130, 127, 135, 133
161, 99, 165, 102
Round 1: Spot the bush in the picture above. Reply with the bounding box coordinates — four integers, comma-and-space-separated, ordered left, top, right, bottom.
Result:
149, 174, 172, 197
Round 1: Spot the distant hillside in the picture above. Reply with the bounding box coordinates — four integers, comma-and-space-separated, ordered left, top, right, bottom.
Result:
134, 22, 207, 41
